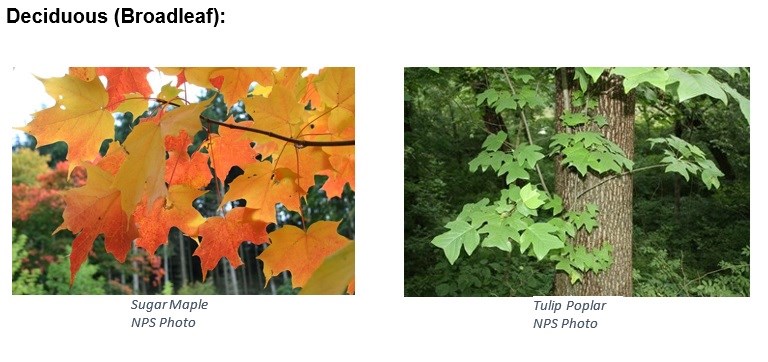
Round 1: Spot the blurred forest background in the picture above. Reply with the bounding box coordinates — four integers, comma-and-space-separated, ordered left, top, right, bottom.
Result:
404, 67, 749, 297
12, 89, 355, 295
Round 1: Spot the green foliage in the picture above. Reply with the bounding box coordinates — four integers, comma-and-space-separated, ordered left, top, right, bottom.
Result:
649, 135, 725, 189
178, 281, 218, 295
12, 229, 45, 295
12, 148, 50, 185
45, 247, 106, 295
161, 281, 174, 295
406, 67, 748, 297
549, 131, 634, 176
633, 246, 749, 297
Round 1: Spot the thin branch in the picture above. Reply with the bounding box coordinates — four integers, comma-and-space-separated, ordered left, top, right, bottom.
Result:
206, 118, 354, 147
156, 98, 355, 147
576, 164, 666, 199
501, 67, 550, 194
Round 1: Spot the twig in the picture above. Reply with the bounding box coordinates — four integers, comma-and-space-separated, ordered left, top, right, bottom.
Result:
576, 164, 666, 199
501, 67, 550, 194
156, 98, 355, 147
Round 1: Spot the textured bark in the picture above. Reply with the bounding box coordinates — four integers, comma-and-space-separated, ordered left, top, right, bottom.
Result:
554, 68, 635, 296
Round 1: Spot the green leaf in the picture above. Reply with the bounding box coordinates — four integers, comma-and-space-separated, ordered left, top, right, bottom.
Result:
721, 82, 750, 123
583, 67, 605, 82
497, 160, 530, 185
612, 67, 670, 92
516, 144, 545, 169
586, 203, 599, 216
520, 184, 545, 209
495, 96, 517, 113
468, 151, 507, 172
562, 145, 591, 176
562, 112, 589, 127
478, 221, 516, 252
428, 67, 440, 73
548, 217, 575, 240
719, 67, 740, 77
555, 260, 582, 284
456, 198, 491, 221
667, 68, 728, 104
481, 131, 508, 152
664, 161, 690, 181
543, 194, 564, 215
593, 115, 607, 128
512, 69, 534, 83
476, 89, 498, 106
574, 68, 589, 92
431, 220, 480, 264
688, 67, 710, 74
521, 223, 565, 260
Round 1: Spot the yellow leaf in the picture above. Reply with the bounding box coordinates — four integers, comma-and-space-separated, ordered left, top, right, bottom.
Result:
315, 67, 355, 135
220, 161, 302, 224
113, 120, 167, 217
259, 221, 351, 288
20, 75, 114, 173
115, 92, 148, 119
159, 96, 214, 138
300, 241, 355, 295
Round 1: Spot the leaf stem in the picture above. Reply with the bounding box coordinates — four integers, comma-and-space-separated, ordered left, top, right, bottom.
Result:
501, 67, 550, 194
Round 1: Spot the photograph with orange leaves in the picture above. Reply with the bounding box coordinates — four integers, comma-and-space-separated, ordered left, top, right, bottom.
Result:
11, 67, 355, 295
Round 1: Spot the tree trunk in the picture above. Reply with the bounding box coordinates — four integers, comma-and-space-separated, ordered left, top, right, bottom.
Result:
553, 68, 635, 296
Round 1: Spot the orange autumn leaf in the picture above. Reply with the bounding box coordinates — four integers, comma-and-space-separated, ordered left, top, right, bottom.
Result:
211, 67, 275, 106
220, 161, 302, 224
97, 67, 152, 111
68, 67, 97, 81
259, 221, 351, 288
134, 185, 206, 255
20, 75, 114, 173
55, 163, 138, 285
207, 117, 258, 182
276, 145, 331, 192
194, 207, 269, 280
165, 131, 211, 188
113, 119, 167, 217
319, 153, 355, 198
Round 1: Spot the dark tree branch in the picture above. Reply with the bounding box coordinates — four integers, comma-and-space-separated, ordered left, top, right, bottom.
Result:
156, 98, 355, 147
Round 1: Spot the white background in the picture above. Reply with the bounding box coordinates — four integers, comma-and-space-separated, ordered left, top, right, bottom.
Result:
0, 0, 764, 360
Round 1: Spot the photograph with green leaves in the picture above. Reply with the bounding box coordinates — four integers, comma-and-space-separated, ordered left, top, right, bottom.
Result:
404, 67, 749, 297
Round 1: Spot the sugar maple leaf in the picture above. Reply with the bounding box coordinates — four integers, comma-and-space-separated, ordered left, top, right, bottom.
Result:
68, 67, 97, 81
158, 67, 219, 88
299, 241, 355, 295
134, 185, 206, 255
207, 117, 258, 182
55, 163, 138, 284
113, 119, 167, 217
276, 145, 331, 192
20, 75, 114, 173
319, 153, 355, 198
158, 96, 214, 138
97, 67, 152, 111
315, 67, 355, 135
220, 161, 302, 224
211, 67, 275, 106
194, 207, 269, 280
259, 221, 352, 288
165, 131, 211, 188
242, 84, 307, 147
